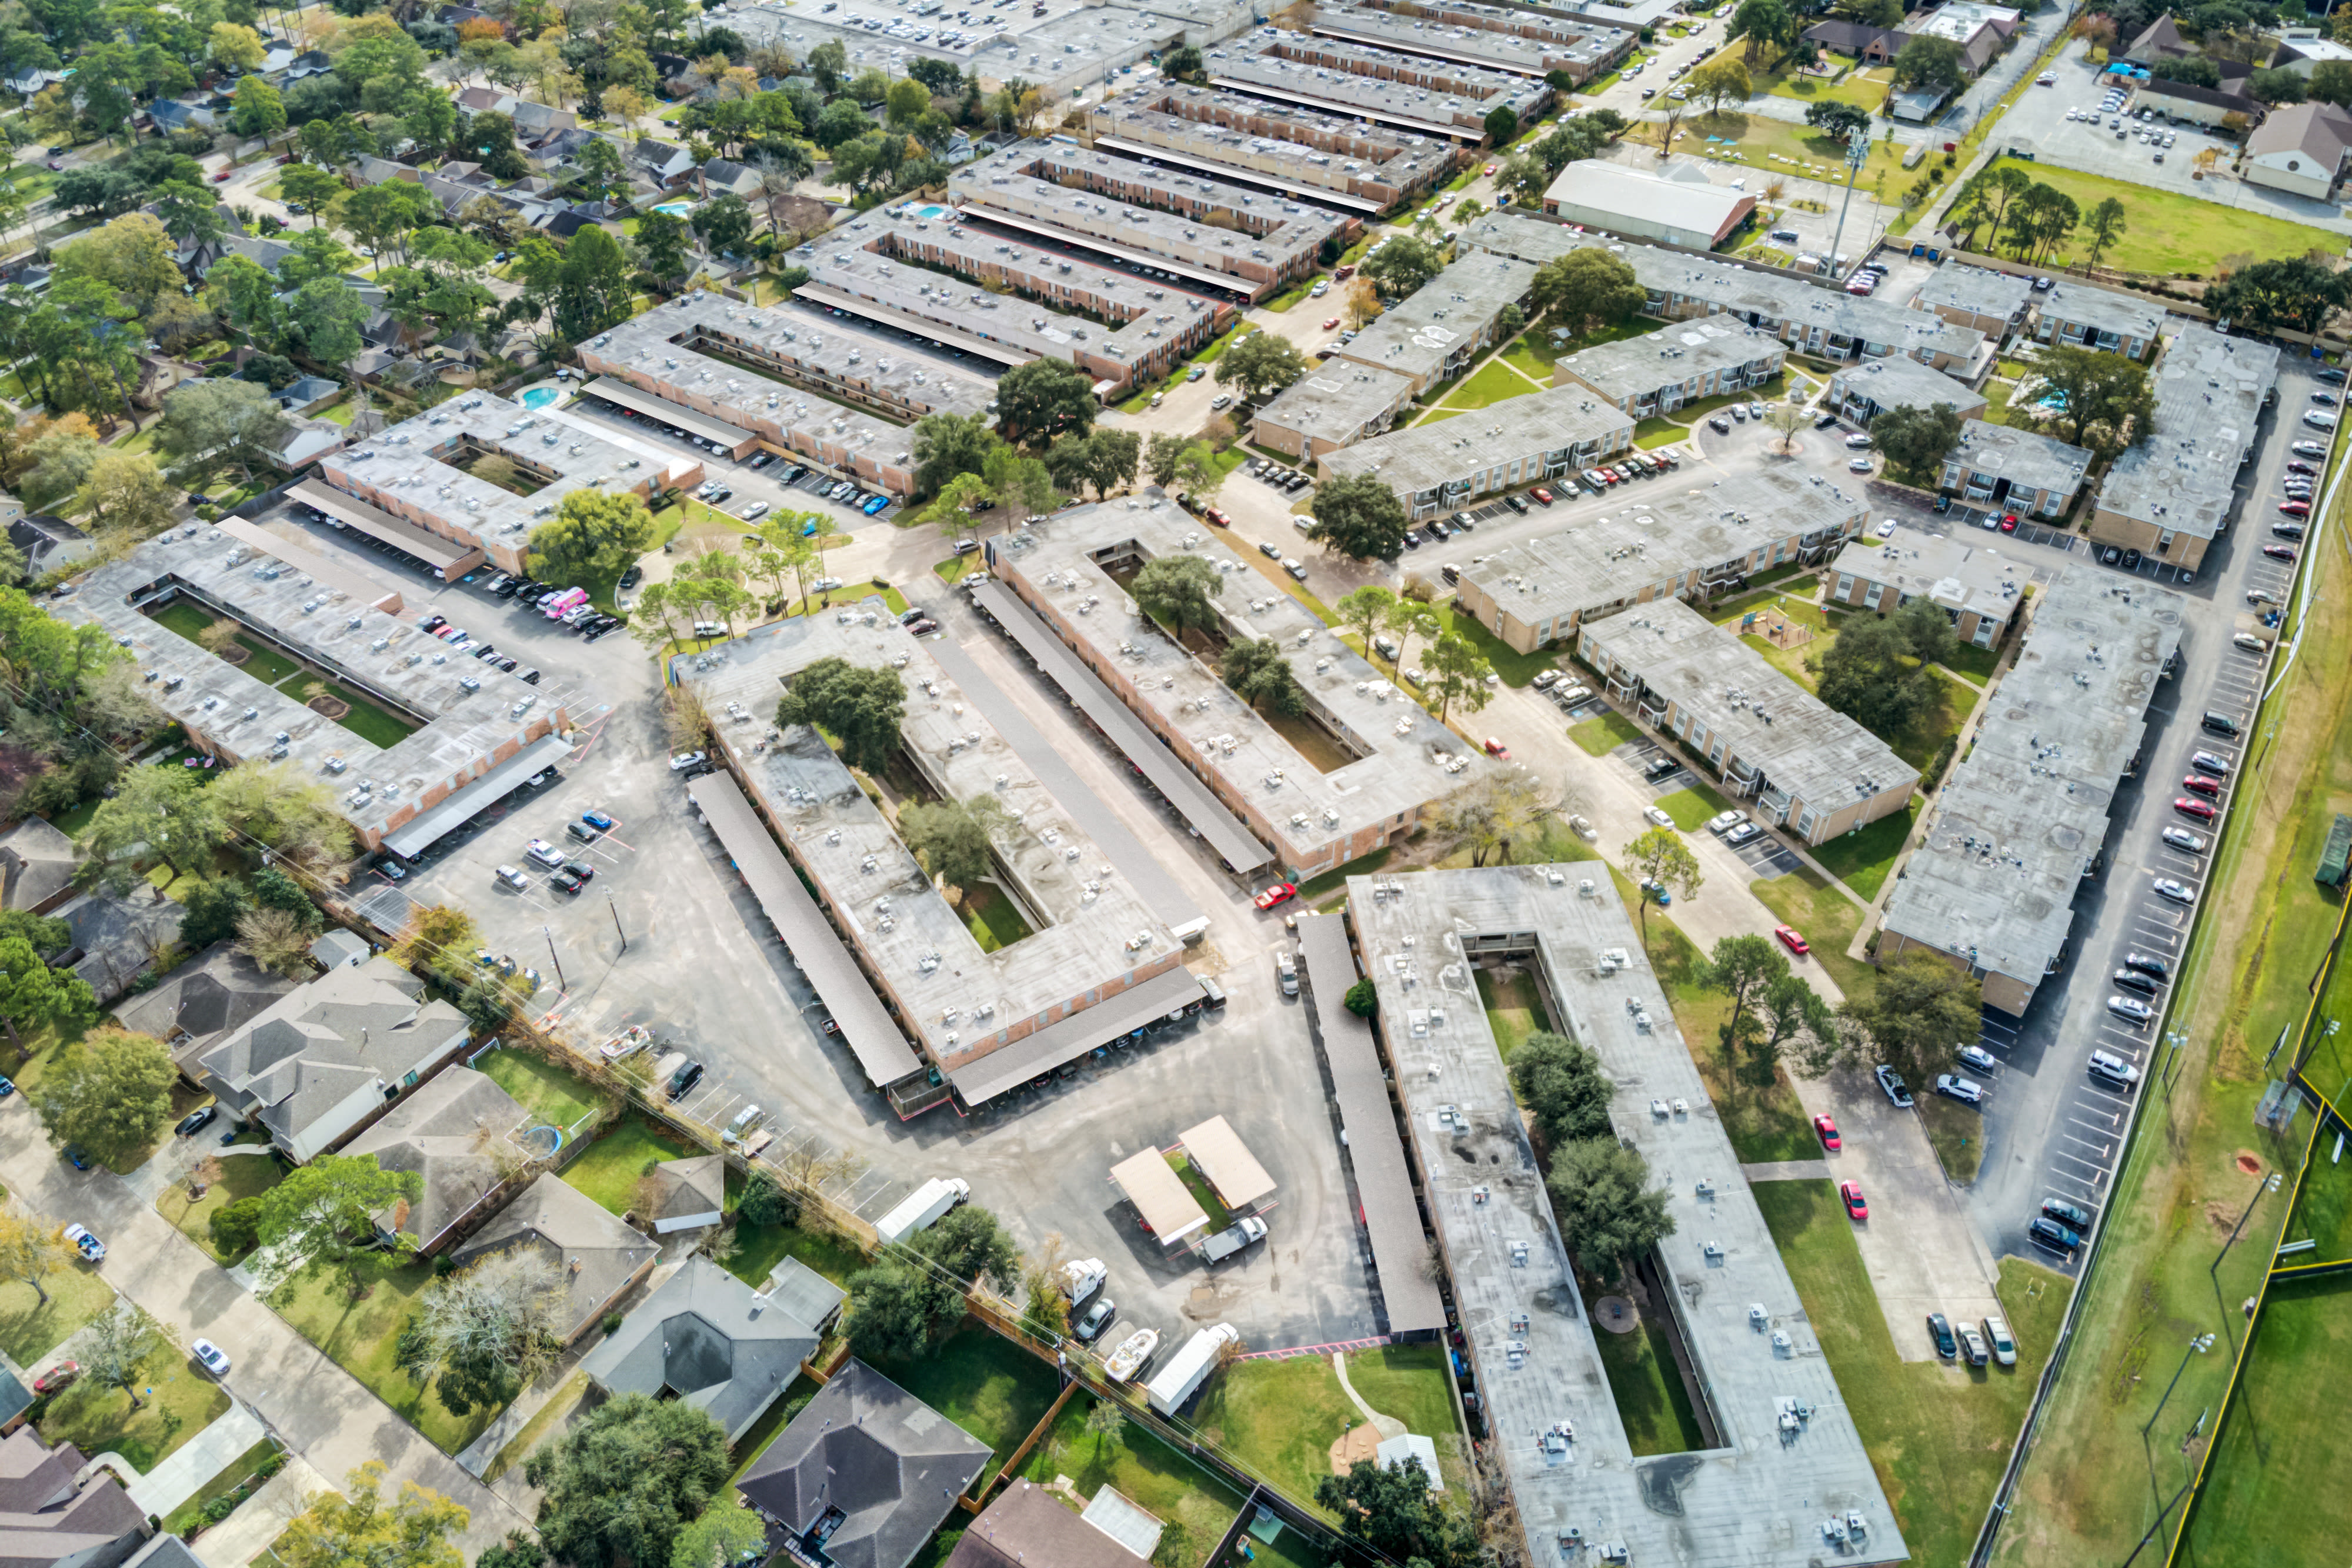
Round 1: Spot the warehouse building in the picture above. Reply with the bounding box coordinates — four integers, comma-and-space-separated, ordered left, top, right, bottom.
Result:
1553, 319, 1786, 417
1307, 0, 1631, 81
1541, 160, 1758, 249
1824, 531, 2025, 649
1250, 361, 1419, 459
2089, 323, 2278, 572
1580, 599, 1917, 844
1454, 468, 1868, 651
1877, 567, 2186, 1014
1315, 381, 1633, 516
948, 141, 1343, 302
1329, 250, 1539, 392
1205, 31, 1551, 140
1085, 84, 1457, 214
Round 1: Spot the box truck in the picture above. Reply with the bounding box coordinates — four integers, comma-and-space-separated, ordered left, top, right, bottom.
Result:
874, 1177, 969, 1245
1147, 1323, 1237, 1415
1199, 1216, 1266, 1265
542, 587, 589, 619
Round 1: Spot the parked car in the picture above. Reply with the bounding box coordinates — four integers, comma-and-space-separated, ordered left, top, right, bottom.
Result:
1254, 882, 1297, 910
1926, 1313, 1957, 1359
2029, 1216, 2083, 1252
175, 1106, 218, 1137
1839, 1180, 1867, 1221
2106, 995, 2154, 1025
1875, 1065, 1914, 1108
1774, 925, 1809, 956
1813, 1113, 1840, 1152
669, 751, 707, 772
2041, 1199, 2094, 1231
191, 1339, 231, 1376
525, 838, 565, 867
1936, 1074, 1985, 1105
495, 865, 530, 891
2162, 825, 2208, 854
667, 1059, 705, 1099
31, 1362, 79, 1396
1706, 809, 1748, 835
1956, 1323, 1990, 1366
1959, 1044, 1999, 1074
1074, 1297, 1117, 1342
2173, 796, 2217, 822
61, 1224, 104, 1263
2152, 877, 2196, 905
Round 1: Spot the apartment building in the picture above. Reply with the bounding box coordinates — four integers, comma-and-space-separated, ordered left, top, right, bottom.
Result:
1307, 0, 1632, 81
1580, 599, 1917, 844
1316, 381, 1633, 516
1553, 319, 1786, 417
1084, 84, 1457, 214
948, 141, 1343, 302
1204, 30, 1551, 139
1330, 250, 1539, 392
1826, 353, 1989, 426
1939, 421, 2093, 520
2033, 281, 2161, 359
1907, 263, 2035, 342
2089, 322, 2279, 572
1824, 531, 2024, 648
1454, 468, 1868, 651
1251, 361, 1419, 458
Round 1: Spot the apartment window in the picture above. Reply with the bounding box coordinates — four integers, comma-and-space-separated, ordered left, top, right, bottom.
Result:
1797, 807, 1819, 839
1709, 739, 1723, 765
1835, 573, 1855, 599
1864, 583, 1884, 609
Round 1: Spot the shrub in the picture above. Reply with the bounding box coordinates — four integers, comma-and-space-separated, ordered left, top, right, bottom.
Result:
1343, 978, 1379, 1017
739, 1172, 796, 1228
209, 1196, 265, 1255
601, 1310, 625, 1335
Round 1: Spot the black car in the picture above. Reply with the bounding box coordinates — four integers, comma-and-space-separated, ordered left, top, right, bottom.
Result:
2202, 710, 2242, 737
2123, 952, 2171, 981
2029, 1216, 2083, 1252
175, 1106, 218, 1137
667, 1060, 705, 1099
374, 855, 409, 881
549, 867, 586, 894
472, 643, 498, 659
2042, 1197, 2094, 1230
496, 656, 519, 672
2320, 366, 2348, 384
1643, 755, 1680, 781
420, 614, 448, 633
1927, 1312, 1957, 1359
1503, 493, 1530, 515
1709, 416, 1733, 434
563, 858, 596, 882
1815, 413, 1840, 429
619, 566, 643, 589
519, 668, 542, 685
2121, 548, 2142, 570
566, 822, 602, 845
2112, 968, 2158, 996
495, 579, 522, 598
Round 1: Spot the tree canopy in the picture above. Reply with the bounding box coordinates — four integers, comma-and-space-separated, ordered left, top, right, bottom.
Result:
1835, 950, 1982, 1085
528, 489, 656, 585
1131, 555, 1225, 638
775, 656, 908, 773
1215, 330, 1307, 405
1892, 34, 1966, 94
1547, 1136, 1674, 1279
1816, 597, 1950, 736
898, 797, 1009, 894
2027, 343, 2156, 460
256, 1155, 426, 1272
2203, 256, 2349, 336
1306, 472, 1410, 562
1866, 402, 1964, 484
1530, 248, 1646, 339
1358, 233, 1445, 299
31, 1027, 165, 1165
994, 358, 1098, 446
525, 1394, 733, 1568
1222, 638, 1306, 716
1511, 1030, 1616, 1148
1315, 1458, 1477, 1568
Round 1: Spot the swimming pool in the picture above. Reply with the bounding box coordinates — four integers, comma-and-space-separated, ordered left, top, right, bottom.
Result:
653, 201, 695, 217
521, 386, 561, 409
913, 203, 948, 220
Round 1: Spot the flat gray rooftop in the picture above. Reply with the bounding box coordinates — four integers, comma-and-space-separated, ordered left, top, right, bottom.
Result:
1317, 379, 1632, 496
1583, 598, 1917, 809
676, 603, 1177, 1072
1331, 250, 1539, 385
946, 965, 1203, 1104
1827, 532, 2027, 625
2095, 322, 2278, 540
1253, 361, 1416, 445
723, 0, 1217, 93
1910, 263, 2033, 326
1555, 318, 1783, 402
1350, 868, 1906, 1567
1828, 352, 1988, 416
2039, 280, 2163, 342
58, 523, 568, 845
1947, 420, 2093, 497
1086, 84, 1456, 209
1879, 567, 2184, 995
1309, 2, 1618, 75
1462, 468, 1867, 623
989, 496, 1487, 868
1206, 30, 1550, 136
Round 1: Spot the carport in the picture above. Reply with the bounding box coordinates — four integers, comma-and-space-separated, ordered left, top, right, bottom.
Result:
1176, 1115, 1275, 1212
288, 481, 484, 581
683, 773, 926, 1097
968, 577, 1273, 874
945, 966, 1205, 1106
577, 378, 760, 459
1108, 1145, 1210, 1247
1297, 912, 1447, 1334
380, 733, 575, 859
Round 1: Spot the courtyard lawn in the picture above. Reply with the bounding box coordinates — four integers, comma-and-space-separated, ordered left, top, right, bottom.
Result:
1748, 866, 1871, 1000
1022, 1392, 1247, 1568
0, 1266, 115, 1364
935, 555, 975, 584
269, 1253, 495, 1454
271, 672, 421, 749
1653, 782, 1737, 833
2181, 1273, 2352, 1564
475, 1047, 600, 1132
1478, 965, 1550, 1063
1636, 422, 1694, 451
1428, 603, 1554, 687
1964, 158, 2347, 278
562, 1116, 696, 1217
1756, 1182, 2067, 1566
1809, 799, 1920, 904
1426, 358, 1542, 412
724, 1221, 868, 1291
1638, 110, 1910, 188
1570, 710, 1646, 756
1764, 62, 1891, 112
229, 635, 302, 686
1298, 847, 1393, 903
1192, 1345, 1461, 1506
1584, 1277, 1704, 1455
867, 1320, 1060, 1486
38, 1342, 229, 1475
958, 882, 1034, 953
155, 1153, 285, 1265
152, 601, 217, 643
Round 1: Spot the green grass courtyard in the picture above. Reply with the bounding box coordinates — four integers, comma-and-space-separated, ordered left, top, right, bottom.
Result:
1020, 1393, 1249, 1568
269, 1253, 497, 1455
1192, 1345, 1462, 1506
1960, 158, 2347, 278
562, 1116, 696, 1217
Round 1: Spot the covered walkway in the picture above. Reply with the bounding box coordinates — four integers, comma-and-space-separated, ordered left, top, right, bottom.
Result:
577, 377, 761, 457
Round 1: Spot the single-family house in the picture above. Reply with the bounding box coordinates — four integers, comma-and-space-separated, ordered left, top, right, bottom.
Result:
192, 955, 473, 1162
0, 819, 78, 915
7, 513, 93, 581
697, 158, 765, 199
446, 1176, 659, 1339
630, 138, 698, 186
637, 1155, 725, 1233
581, 1256, 827, 1440
944, 1482, 1153, 1568
115, 945, 299, 1079
273, 375, 342, 412
56, 888, 184, 1004
344, 1065, 533, 1252
0, 1425, 149, 1568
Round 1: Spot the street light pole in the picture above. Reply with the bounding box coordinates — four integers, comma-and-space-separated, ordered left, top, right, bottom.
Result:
2141, 1333, 2215, 1437
1824, 128, 1870, 282
542, 924, 566, 992
607, 892, 627, 954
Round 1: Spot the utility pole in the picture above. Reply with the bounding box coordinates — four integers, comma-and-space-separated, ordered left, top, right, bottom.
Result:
542, 923, 566, 992
1824, 127, 1870, 282
608, 891, 627, 953
2141, 1333, 2215, 1437
2213, 1169, 2282, 1277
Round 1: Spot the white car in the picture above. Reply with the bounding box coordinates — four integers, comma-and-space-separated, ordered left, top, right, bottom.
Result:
495, 865, 530, 891
1936, 1074, 1985, 1105
1643, 806, 1676, 829
669, 751, 707, 772
2152, 877, 2196, 905
61, 1224, 104, 1263
525, 838, 565, 868
1557, 685, 1592, 703
1959, 1043, 1999, 1073
1310, 279, 1329, 296
1706, 809, 1748, 835
1276, 951, 1298, 996
740, 501, 769, 520
1532, 670, 1561, 688
1875, 518, 1897, 539
191, 1339, 231, 1376
2107, 995, 2155, 1025
1848, 457, 1874, 473
2305, 409, 2338, 431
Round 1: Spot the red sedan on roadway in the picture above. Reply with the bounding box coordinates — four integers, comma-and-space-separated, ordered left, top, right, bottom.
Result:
1840, 1180, 1868, 1220
1774, 925, 1810, 956
1322, 317, 1341, 330
1813, 1114, 1841, 1152
2174, 796, 2217, 821
1254, 882, 1297, 910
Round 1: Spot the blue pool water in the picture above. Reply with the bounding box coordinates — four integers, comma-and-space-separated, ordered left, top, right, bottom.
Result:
653, 201, 695, 216
521, 386, 561, 409
913, 203, 948, 219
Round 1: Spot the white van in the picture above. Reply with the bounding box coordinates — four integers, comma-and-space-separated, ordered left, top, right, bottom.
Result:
2305, 409, 2338, 430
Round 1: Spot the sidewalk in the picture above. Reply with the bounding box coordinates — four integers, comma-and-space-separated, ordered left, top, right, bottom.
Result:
128, 1403, 268, 1517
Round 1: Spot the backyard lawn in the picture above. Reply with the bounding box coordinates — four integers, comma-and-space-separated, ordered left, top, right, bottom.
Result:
563, 1116, 695, 1217
725, 1220, 868, 1290
38, 1336, 231, 1474
1477, 966, 1550, 1062
1192, 1345, 1462, 1505
1570, 711, 1645, 756
1020, 1392, 1247, 1568
269, 1253, 495, 1454
1298, 846, 1392, 902
476, 1047, 601, 1132
0, 1266, 115, 1363
868, 1320, 1060, 1486
1961, 159, 2347, 278
1809, 799, 1920, 904
155, 1153, 285, 1265
1583, 1277, 1704, 1455
1756, 1181, 2067, 1568
1764, 62, 1891, 112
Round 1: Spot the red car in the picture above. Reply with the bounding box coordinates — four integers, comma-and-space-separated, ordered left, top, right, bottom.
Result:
1840, 1180, 1868, 1220
2280, 500, 2311, 516
1999, 513, 2019, 532
1254, 882, 1297, 910
2183, 773, 2221, 798
1322, 317, 1341, 330
1813, 1114, 1841, 1152
32, 1361, 78, 1395
2174, 796, 2217, 821
1530, 487, 1554, 506
1483, 737, 1510, 759
1774, 925, 1810, 956
2265, 543, 2300, 562
1203, 509, 1230, 526
212, 168, 232, 181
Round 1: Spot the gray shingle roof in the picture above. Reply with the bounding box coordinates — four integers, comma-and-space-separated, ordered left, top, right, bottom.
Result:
581, 1256, 822, 1440
344, 1065, 531, 1247
449, 1175, 658, 1340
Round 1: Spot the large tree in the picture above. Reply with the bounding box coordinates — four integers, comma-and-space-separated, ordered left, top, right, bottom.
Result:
1816, 600, 1947, 736
1727, 0, 1796, 63
993, 358, 1097, 446
1546, 1137, 1674, 1280
1836, 949, 1982, 1085
1306, 472, 1409, 562
1530, 248, 1645, 339
911, 412, 1005, 499
1804, 100, 1873, 141
2027, 343, 2156, 460
1335, 585, 1398, 666
528, 489, 656, 585
1695, 933, 1788, 1076
1623, 826, 1702, 939
154, 379, 292, 492
279, 1462, 467, 1568
1510, 1030, 1616, 1148
33, 1028, 171, 1166
1892, 34, 1966, 95
1215, 329, 1307, 405
2202, 256, 2350, 336
0, 938, 97, 1056
1315, 1458, 1477, 1568
0, 1210, 74, 1308
525, 1396, 732, 1568
1866, 402, 1964, 486
397, 1251, 570, 1415
2079, 196, 2130, 270
1358, 233, 1445, 299
774, 656, 908, 773
841, 1262, 946, 1362
1042, 428, 1139, 501
1433, 771, 1564, 867
1688, 54, 1752, 113
255, 1155, 426, 1275
1221, 638, 1306, 716
1424, 630, 1493, 724
1130, 555, 1225, 638
898, 797, 1010, 895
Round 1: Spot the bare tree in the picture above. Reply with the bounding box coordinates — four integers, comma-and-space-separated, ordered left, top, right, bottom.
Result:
0, 1212, 72, 1307
1656, 101, 1687, 162
397, 1250, 569, 1411
84, 1303, 171, 1412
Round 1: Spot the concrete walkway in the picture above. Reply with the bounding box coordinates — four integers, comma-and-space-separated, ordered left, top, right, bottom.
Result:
1739, 1159, 1832, 1183
1330, 1352, 1406, 1442
128, 1403, 268, 1516
189, 1453, 332, 1568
